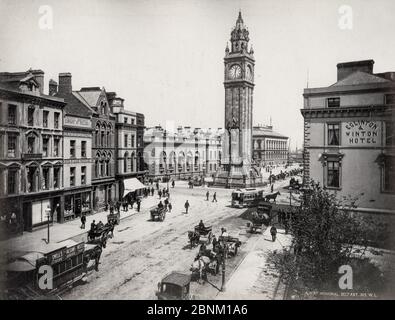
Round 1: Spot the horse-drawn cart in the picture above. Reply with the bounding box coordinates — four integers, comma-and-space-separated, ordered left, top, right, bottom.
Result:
187, 225, 213, 248
107, 211, 120, 225
87, 223, 113, 248
218, 235, 241, 256
150, 207, 167, 221
194, 225, 213, 244
247, 201, 272, 234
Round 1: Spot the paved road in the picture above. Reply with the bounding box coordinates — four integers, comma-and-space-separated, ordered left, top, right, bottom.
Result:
63, 178, 294, 300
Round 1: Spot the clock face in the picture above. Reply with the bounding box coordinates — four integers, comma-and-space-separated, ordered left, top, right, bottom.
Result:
246, 65, 253, 81
229, 65, 242, 79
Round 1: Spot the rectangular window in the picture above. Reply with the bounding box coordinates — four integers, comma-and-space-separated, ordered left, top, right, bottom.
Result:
28, 107, 34, 126
54, 112, 60, 129
328, 123, 340, 146
70, 140, 76, 158
42, 167, 50, 190
385, 94, 395, 105
327, 97, 340, 108
131, 135, 135, 148
8, 105, 17, 125
7, 169, 17, 194
81, 166, 86, 185
7, 135, 16, 158
384, 157, 395, 193
327, 161, 340, 188
54, 167, 60, 189
54, 139, 60, 157
131, 119, 135, 125
124, 134, 128, 148
43, 111, 49, 128
70, 167, 76, 186
43, 138, 49, 157
81, 141, 87, 158
124, 118, 128, 124
27, 137, 35, 154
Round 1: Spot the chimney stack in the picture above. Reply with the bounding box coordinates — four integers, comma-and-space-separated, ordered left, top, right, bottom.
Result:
58, 72, 72, 96
337, 60, 374, 81
31, 70, 44, 94
49, 79, 58, 96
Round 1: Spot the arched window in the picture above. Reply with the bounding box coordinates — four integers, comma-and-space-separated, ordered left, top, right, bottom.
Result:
95, 123, 100, 146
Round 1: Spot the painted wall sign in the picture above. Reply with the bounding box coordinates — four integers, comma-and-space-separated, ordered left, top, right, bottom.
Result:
64, 116, 91, 128
342, 120, 381, 146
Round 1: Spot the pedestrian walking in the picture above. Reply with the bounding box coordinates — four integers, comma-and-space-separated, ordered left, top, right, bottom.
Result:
158, 190, 162, 199
212, 192, 217, 202
164, 198, 169, 210
172, 180, 175, 188
137, 199, 141, 212
168, 202, 172, 213
80, 214, 86, 229
184, 200, 190, 214
206, 190, 209, 201
151, 187, 155, 196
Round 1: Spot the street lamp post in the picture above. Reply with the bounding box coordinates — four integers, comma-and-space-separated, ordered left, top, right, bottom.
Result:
45, 205, 51, 243
221, 258, 226, 292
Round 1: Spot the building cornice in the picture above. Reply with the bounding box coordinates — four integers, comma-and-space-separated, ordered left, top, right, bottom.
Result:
300, 105, 391, 119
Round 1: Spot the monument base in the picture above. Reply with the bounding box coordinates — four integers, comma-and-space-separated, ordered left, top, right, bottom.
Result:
213, 165, 264, 189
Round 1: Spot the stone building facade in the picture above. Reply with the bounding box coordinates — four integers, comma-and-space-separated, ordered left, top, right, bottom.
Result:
144, 126, 222, 180
54, 73, 93, 221
107, 92, 146, 198
0, 70, 65, 232
301, 59, 395, 214
72, 87, 116, 212
252, 125, 289, 167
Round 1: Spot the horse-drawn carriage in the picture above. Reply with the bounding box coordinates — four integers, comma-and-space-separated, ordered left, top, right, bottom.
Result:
248, 201, 272, 233
188, 225, 212, 248
107, 211, 120, 225
218, 235, 241, 257
87, 223, 114, 248
150, 207, 167, 221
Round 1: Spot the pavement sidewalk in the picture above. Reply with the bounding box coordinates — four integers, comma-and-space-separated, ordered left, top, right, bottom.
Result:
1, 194, 161, 256
216, 226, 292, 300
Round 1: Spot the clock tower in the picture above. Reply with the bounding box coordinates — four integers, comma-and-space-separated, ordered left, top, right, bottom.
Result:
214, 11, 263, 188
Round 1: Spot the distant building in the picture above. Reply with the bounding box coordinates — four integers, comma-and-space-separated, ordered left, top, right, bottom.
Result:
0, 69, 66, 232
301, 59, 395, 214
144, 126, 223, 180
107, 92, 146, 198
252, 125, 289, 167
54, 74, 94, 221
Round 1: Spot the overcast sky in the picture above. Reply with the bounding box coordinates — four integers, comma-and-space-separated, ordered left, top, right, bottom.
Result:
1, 0, 395, 150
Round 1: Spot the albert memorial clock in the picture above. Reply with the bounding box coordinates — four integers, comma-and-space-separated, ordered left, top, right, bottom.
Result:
224, 11, 255, 167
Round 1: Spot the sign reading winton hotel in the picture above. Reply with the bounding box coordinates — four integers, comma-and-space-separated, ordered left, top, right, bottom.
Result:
342, 120, 381, 146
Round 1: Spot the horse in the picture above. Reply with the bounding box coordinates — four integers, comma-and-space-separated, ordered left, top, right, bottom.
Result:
188, 230, 200, 248
265, 191, 281, 203
190, 256, 211, 283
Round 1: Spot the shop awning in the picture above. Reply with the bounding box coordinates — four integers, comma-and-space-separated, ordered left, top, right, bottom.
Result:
123, 178, 146, 197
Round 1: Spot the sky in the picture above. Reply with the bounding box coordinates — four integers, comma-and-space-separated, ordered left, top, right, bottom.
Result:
1, 0, 395, 150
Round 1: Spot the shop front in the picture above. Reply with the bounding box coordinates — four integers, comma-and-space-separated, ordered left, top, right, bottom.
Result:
21, 191, 63, 232
92, 182, 116, 212
63, 187, 92, 221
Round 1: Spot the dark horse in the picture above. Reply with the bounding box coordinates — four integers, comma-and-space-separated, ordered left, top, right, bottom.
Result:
265, 191, 281, 203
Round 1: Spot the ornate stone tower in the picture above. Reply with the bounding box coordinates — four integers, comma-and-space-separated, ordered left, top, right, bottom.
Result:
214, 11, 263, 188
